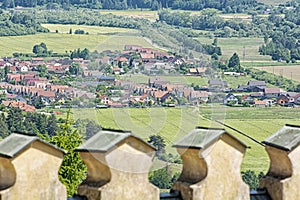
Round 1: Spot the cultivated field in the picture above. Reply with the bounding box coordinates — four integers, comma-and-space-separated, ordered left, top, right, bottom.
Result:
70, 106, 300, 173
254, 65, 300, 83
0, 25, 153, 57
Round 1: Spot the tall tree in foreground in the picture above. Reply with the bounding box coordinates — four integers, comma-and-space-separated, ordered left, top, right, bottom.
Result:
42, 109, 87, 197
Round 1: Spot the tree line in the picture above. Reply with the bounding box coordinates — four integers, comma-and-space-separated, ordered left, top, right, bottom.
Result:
0, 9, 48, 36
1, 0, 262, 13
258, 5, 300, 62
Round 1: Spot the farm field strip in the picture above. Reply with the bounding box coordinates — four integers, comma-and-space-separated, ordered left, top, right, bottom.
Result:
254, 65, 300, 82
72, 106, 300, 173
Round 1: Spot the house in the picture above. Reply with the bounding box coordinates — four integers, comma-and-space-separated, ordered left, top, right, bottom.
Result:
153, 91, 173, 103
148, 77, 170, 88
124, 45, 142, 51
196, 67, 207, 76
236, 85, 248, 92
189, 68, 198, 75
189, 91, 209, 105
247, 80, 266, 92
76, 129, 159, 200
208, 79, 228, 91
277, 94, 295, 106
293, 93, 300, 105
172, 127, 249, 200
140, 53, 155, 62
224, 93, 239, 106
113, 57, 129, 66
36, 91, 56, 102
72, 58, 84, 63
168, 57, 185, 65
7, 74, 21, 82
31, 57, 44, 63
254, 100, 268, 107
98, 76, 115, 85
99, 94, 111, 105
264, 88, 281, 98
0, 133, 66, 199
19, 65, 29, 73
241, 94, 254, 105
9, 101, 36, 112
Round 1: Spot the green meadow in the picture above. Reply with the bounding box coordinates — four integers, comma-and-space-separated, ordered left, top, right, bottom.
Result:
197, 37, 271, 62
0, 24, 153, 57
70, 106, 300, 173
120, 74, 208, 86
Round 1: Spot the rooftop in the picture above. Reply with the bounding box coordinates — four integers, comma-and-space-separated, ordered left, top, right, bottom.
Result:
263, 124, 300, 151
173, 127, 248, 149
76, 129, 156, 152
0, 133, 65, 158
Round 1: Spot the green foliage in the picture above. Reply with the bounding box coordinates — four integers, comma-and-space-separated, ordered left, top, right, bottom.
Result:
69, 62, 82, 75
149, 166, 173, 189
148, 135, 166, 154
44, 109, 87, 197
1, 0, 259, 12
242, 170, 264, 190
228, 53, 243, 72
0, 113, 9, 138
0, 10, 48, 36
70, 48, 90, 60
75, 119, 101, 139
32, 42, 52, 56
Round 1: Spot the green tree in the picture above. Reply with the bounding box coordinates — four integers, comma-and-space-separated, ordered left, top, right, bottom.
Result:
0, 113, 9, 138
32, 42, 48, 56
43, 109, 87, 197
47, 114, 59, 137
149, 166, 172, 189
228, 53, 243, 72
242, 170, 264, 190
6, 108, 25, 133
69, 62, 82, 75
36, 64, 49, 77
148, 135, 166, 154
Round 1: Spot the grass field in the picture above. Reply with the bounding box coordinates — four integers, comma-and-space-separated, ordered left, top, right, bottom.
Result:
0, 24, 153, 57
254, 65, 300, 83
120, 73, 254, 89
70, 106, 300, 174
100, 9, 158, 21
197, 37, 271, 62
120, 74, 208, 86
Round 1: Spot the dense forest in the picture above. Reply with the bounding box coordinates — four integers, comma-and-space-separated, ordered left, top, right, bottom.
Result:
0, 9, 48, 36
0, 0, 261, 13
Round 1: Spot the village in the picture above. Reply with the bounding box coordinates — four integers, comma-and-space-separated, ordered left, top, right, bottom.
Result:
0, 45, 298, 113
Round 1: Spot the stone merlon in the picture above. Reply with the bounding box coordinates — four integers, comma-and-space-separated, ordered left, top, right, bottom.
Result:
0, 133, 67, 200
260, 124, 300, 200
76, 129, 159, 200
172, 127, 249, 200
